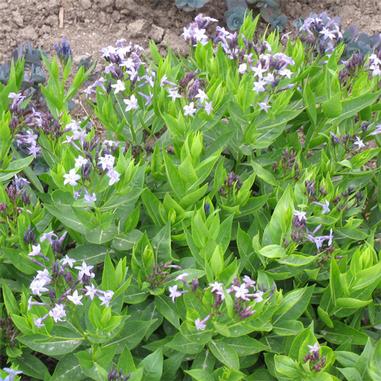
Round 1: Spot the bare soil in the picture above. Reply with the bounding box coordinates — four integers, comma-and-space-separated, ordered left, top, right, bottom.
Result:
0, 0, 380, 63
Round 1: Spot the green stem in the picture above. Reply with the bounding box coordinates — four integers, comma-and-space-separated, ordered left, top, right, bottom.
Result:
115, 95, 137, 144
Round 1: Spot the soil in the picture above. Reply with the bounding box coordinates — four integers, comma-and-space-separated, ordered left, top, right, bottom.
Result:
0, 0, 380, 64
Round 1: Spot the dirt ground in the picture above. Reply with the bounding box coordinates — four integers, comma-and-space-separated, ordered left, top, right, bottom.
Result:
0, 0, 380, 64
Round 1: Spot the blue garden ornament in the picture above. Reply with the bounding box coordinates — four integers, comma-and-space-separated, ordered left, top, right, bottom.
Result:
224, 0, 247, 31
174, 0, 287, 31
175, 0, 209, 11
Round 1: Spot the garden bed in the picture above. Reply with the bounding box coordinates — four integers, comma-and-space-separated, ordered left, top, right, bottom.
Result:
1, 0, 381, 62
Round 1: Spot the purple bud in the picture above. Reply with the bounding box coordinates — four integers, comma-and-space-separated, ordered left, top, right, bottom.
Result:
6, 184, 17, 201
0, 203, 7, 213
239, 307, 254, 319
24, 228, 36, 244
21, 191, 30, 205
191, 278, 199, 291
64, 272, 73, 283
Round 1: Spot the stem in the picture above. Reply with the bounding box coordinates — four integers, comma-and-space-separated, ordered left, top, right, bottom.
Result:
115, 95, 137, 144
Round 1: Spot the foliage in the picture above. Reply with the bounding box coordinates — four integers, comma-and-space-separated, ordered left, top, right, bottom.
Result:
174, 0, 287, 31
1, 12, 381, 381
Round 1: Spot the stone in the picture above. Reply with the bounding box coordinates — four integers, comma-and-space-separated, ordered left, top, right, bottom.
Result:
127, 19, 147, 38
115, 0, 137, 11
48, 0, 60, 9
12, 11, 23, 27
149, 24, 164, 43
112, 10, 121, 23
99, 12, 109, 24
79, 0, 92, 9
161, 30, 188, 56
97, 0, 114, 9
45, 15, 58, 27
19, 26, 38, 41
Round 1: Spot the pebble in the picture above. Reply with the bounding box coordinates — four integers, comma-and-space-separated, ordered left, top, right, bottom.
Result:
79, 0, 92, 10
149, 24, 165, 43
127, 19, 147, 38
161, 30, 188, 56
19, 26, 38, 41
12, 11, 24, 27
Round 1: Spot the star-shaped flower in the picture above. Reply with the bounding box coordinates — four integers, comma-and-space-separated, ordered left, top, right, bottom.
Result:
64, 169, 80, 186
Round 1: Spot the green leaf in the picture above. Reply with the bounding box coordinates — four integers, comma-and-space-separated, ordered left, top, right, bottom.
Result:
0, 155, 34, 182
262, 186, 293, 246
368, 339, 381, 381
139, 348, 163, 381
218, 336, 269, 356
185, 369, 215, 381
51, 354, 84, 381
67, 244, 110, 265
18, 334, 83, 356
2, 283, 19, 315
259, 244, 286, 259
274, 355, 303, 378
85, 225, 117, 245
208, 340, 240, 369
273, 286, 314, 324
155, 296, 180, 329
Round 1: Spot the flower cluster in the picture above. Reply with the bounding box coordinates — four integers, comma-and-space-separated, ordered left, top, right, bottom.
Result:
297, 13, 343, 54
304, 342, 327, 372
292, 208, 334, 252
102, 39, 144, 83
14, 129, 40, 158
28, 233, 113, 328
182, 14, 217, 46
168, 273, 266, 331
0, 368, 22, 381
5, 175, 30, 206
369, 52, 381, 76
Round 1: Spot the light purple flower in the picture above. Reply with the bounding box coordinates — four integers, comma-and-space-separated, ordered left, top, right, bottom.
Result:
183, 102, 197, 117
107, 168, 120, 186
28, 244, 41, 257
354, 136, 365, 149
99, 290, 114, 307
61, 255, 76, 268
85, 284, 98, 300
64, 169, 81, 186
75, 261, 95, 281
98, 154, 115, 171
232, 284, 250, 301
67, 290, 83, 305
168, 285, 183, 302
195, 315, 210, 331
49, 304, 66, 322
124, 95, 138, 111
294, 210, 307, 222
259, 101, 271, 113
204, 101, 213, 115
111, 79, 126, 94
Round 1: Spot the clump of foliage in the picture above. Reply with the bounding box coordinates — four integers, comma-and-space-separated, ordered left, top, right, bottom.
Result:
1, 12, 381, 381
175, 0, 287, 30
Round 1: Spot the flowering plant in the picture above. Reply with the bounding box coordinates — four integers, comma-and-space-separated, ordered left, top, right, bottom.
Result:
1, 12, 381, 381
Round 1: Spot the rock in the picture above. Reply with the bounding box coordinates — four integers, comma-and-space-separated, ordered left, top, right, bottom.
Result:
19, 26, 38, 41
112, 10, 121, 23
150, 24, 164, 43
12, 11, 23, 27
127, 19, 147, 38
48, 0, 61, 9
161, 30, 188, 56
40, 25, 51, 35
45, 15, 58, 27
99, 12, 109, 24
97, 0, 115, 9
79, 0, 92, 9
115, 0, 137, 11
